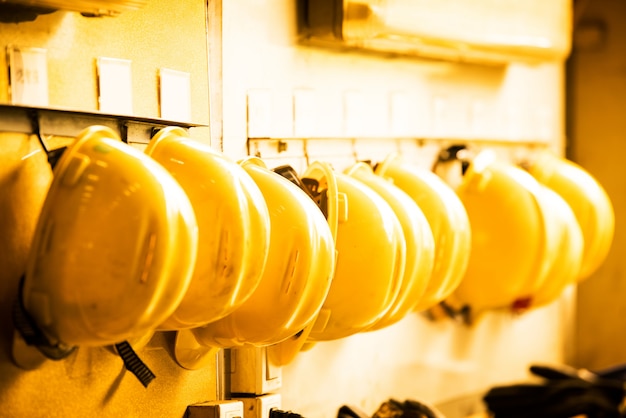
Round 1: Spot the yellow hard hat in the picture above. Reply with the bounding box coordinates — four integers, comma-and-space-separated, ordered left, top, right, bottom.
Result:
530, 185, 584, 308
503, 180, 578, 313
374, 153, 471, 311
20, 126, 199, 349
145, 127, 271, 330
1, 132, 54, 279
345, 162, 435, 330
450, 150, 548, 313
302, 161, 406, 341
190, 157, 336, 347
528, 151, 614, 281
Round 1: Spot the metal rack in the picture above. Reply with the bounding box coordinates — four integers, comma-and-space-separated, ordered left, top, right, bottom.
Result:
0, 104, 207, 144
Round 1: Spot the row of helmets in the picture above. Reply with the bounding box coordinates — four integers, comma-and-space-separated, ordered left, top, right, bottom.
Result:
436, 146, 614, 318
15, 125, 614, 374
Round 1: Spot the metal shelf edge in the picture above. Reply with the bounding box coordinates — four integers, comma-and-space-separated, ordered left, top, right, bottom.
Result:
0, 104, 208, 144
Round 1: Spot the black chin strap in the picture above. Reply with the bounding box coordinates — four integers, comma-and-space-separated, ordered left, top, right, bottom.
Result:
27, 109, 67, 169
12, 275, 76, 360
114, 341, 156, 388
14, 275, 156, 388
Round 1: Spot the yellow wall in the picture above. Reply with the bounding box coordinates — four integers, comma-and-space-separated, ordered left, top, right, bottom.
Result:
0, 2, 209, 123
0, 2, 216, 417
570, 0, 626, 370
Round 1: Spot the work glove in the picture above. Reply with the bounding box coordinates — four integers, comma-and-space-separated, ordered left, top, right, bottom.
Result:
338, 398, 444, 418
483, 363, 626, 418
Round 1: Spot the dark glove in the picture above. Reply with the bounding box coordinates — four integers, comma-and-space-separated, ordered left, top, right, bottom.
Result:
484, 364, 626, 418
337, 405, 371, 418
372, 399, 444, 418
338, 398, 444, 418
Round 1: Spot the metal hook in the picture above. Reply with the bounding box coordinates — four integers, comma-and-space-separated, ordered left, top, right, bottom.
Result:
276, 140, 288, 153
118, 120, 129, 144
303, 139, 310, 167
150, 126, 162, 140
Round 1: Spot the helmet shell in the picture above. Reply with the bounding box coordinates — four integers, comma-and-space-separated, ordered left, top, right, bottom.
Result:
375, 154, 471, 311
345, 162, 435, 330
528, 151, 614, 281
23, 126, 198, 346
304, 161, 406, 341
452, 151, 547, 311
531, 185, 584, 307
146, 127, 271, 330
192, 157, 336, 347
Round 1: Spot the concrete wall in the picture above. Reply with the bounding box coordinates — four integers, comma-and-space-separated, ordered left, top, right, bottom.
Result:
0, 1, 578, 417
219, 1, 573, 417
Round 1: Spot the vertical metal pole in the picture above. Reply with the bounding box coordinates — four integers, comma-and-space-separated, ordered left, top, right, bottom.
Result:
206, 0, 227, 400
215, 349, 228, 401
207, 0, 224, 152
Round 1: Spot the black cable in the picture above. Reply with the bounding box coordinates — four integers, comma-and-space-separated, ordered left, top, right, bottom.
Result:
27, 109, 67, 168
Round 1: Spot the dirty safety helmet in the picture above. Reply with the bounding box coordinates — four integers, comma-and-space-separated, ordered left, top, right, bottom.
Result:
374, 153, 471, 311
17, 126, 199, 354
145, 127, 270, 330
449, 150, 549, 313
531, 185, 584, 308
345, 162, 435, 330
301, 161, 406, 341
190, 157, 336, 348
528, 150, 614, 281
268, 161, 406, 366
